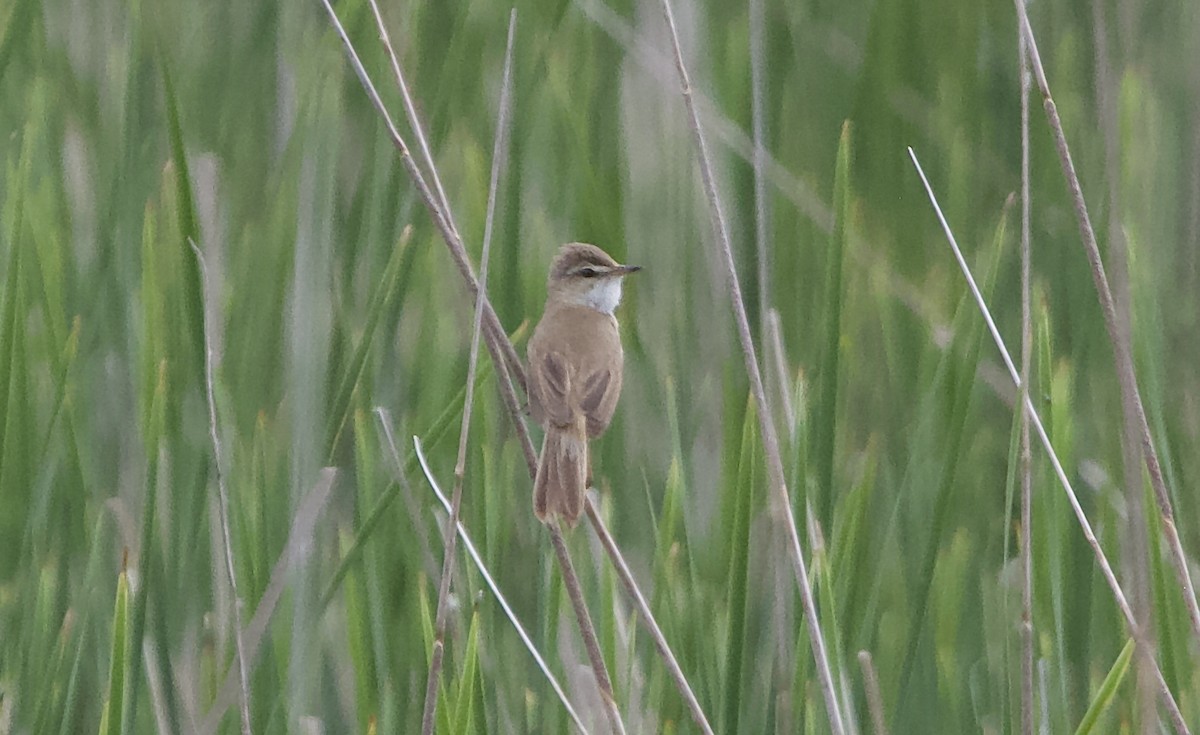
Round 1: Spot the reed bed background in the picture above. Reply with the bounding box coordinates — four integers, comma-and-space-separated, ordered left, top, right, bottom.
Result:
1, 0, 1199, 732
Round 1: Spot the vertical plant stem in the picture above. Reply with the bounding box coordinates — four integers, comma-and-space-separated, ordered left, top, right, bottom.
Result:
549, 522, 626, 734
1090, 1, 1159, 724
749, 0, 769, 342
857, 650, 888, 735
908, 148, 1190, 735
400, 429, 590, 733
190, 240, 253, 735
316, 7, 643, 732
1013, 0, 1200, 648
419, 13, 517, 735
656, 1, 845, 732
1016, 9, 1035, 735
365, 0, 527, 395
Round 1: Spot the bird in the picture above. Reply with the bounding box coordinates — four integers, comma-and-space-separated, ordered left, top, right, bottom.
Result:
526, 243, 641, 526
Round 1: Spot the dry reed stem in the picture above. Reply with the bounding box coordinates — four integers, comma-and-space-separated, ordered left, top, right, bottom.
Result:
908, 148, 1190, 735
320, 5, 713, 732
1014, 0, 1200, 649
316, 5, 628, 731
657, 1, 846, 732
857, 650, 888, 735
190, 239, 253, 735
363, 0, 528, 395
583, 499, 714, 735
399, 429, 590, 733
1016, 10, 1035, 734
198, 470, 338, 735
419, 13, 516, 735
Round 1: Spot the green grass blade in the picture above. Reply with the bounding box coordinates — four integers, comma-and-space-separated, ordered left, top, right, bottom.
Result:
1072, 638, 1134, 735
158, 54, 206, 388
722, 393, 759, 734
100, 567, 130, 735
453, 611, 481, 734
895, 197, 1012, 725
812, 120, 852, 532
121, 361, 167, 735
326, 227, 413, 461
318, 362, 491, 611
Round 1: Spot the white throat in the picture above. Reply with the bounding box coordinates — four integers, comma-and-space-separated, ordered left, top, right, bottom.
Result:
572, 278, 624, 315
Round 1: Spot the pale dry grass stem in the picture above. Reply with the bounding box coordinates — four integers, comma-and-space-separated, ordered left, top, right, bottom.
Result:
190, 239, 253, 735
319, 4, 716, 732
857, 650, 888, 735
404, 432, 591, 733
317, 5, 626, 732
198, 470, 338, 735
418, 13, 516, 735
583, 499, 714, 735
1016, 9, 1035, 734
1013, 0, 1200, 651
364, 0, 528, 395
657, 0, 846, 732
908, 147, 1190, 735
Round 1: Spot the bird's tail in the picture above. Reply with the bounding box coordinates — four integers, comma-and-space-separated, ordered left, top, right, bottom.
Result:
533, 418, 588, 527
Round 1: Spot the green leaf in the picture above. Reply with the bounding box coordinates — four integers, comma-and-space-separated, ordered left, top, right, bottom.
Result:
1073, 638, 1134, 735
326, 227, 414, 461
158, 55, 206, 388
811, 119, 853, 532
101, 567, 130, 735
722, 393, 759, 734
453, 612, 481, 734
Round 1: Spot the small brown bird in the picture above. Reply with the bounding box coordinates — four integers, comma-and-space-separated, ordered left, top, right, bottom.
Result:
527, 243, 641, 526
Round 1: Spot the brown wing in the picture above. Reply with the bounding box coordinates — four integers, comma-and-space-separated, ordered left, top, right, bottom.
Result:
580, 364, 622, 438
528, 348, 574, 428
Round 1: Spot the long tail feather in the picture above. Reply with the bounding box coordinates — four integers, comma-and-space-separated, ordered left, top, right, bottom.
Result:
533, 423, 588, 526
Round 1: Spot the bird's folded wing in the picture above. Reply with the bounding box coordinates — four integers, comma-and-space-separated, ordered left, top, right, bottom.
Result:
529, 349, 575, 428
581, 367, 621, 438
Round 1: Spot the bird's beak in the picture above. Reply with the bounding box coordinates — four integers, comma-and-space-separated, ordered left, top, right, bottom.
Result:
614, 264, 642, 276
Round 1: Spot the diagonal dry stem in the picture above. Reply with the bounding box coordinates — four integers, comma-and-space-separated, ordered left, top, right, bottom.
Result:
197, 470, 338, 735
908, 147, 1190, 735
419, 12, 517, 734
1013, 0, 1200, 649
190, 239, 253, 735
316, 5, 626, 732
319, 5, 713, 732
398, 429, 590, 733
362, 0, 528, 395
656, 1, 845, 732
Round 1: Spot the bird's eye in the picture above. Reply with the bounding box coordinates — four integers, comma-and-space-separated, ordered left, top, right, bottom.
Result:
579, 267, 598, 278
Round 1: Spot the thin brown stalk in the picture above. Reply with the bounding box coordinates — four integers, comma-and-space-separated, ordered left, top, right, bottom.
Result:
550, 522, 627, 735
584, 499, 714, 735
657, 1, 845, 733
857, 651, 888, 735
1016, 11, 1034, 735
1014, 1, 1200, 648
401, 430, 590, 733
365, 0, 527, 394
190, 240, 253, 735
419, 13, 517, 735
198, 470, 338, 735
1091, 0, 1158, 725
908, 148, 1190, 735
317, 6, 629, 731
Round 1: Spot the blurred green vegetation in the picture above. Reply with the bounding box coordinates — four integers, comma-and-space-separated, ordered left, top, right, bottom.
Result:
1, 0, 1198, 732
